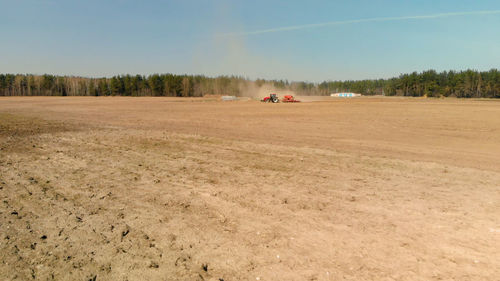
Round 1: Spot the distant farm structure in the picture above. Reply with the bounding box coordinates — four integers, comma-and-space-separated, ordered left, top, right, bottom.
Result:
331, 93, 362, 98
221, 95, 238, 101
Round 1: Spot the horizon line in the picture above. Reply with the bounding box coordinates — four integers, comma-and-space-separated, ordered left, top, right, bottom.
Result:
1, 68, 499, 83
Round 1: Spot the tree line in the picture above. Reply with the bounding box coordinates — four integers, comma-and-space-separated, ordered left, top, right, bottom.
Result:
0, 74, 245, 97
320, 69, 500, 98
1, 69, 500, 98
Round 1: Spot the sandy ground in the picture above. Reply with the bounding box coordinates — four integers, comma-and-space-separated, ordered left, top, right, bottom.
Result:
1, 96, 499, 281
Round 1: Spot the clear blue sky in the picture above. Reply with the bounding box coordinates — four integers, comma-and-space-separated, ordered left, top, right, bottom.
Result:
1, 0, 500, 82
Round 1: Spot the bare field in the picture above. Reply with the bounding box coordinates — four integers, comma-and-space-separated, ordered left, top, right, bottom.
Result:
1, 97, 500, 281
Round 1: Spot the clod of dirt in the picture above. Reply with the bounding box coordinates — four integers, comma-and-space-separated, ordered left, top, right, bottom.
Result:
30, 243, 37, 250
149, 261, 159, 268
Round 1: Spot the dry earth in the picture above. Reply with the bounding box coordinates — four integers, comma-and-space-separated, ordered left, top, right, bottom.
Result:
1, 96, 499, 281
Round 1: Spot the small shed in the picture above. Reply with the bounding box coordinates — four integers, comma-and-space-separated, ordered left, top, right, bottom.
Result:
221, 95, 238, 101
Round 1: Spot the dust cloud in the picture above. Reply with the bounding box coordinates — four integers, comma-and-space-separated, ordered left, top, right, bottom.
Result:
238, 81, 297, 99
191, 1, 304, 93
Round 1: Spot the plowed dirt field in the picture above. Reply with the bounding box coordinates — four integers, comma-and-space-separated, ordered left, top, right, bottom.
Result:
1, 96, 499, 280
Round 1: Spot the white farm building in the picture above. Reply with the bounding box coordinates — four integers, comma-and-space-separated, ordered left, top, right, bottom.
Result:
330, 93, 361, 97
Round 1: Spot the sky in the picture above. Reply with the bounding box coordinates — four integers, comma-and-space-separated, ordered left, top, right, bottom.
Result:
1, 0, 500, 82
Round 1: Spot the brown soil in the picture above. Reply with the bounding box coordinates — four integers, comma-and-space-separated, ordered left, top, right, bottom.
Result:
1, 96, 499, 281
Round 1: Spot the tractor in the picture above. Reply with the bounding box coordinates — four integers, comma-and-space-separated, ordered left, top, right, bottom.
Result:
261, 93, 280, 103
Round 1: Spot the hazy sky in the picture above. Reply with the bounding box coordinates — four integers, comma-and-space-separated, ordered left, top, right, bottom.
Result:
1, 0, 500, 81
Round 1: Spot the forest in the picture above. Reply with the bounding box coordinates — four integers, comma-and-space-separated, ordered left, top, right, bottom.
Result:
1, 69, 500, 98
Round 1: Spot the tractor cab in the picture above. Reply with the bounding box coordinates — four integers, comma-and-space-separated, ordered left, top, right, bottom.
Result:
261, 93, 280, 103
